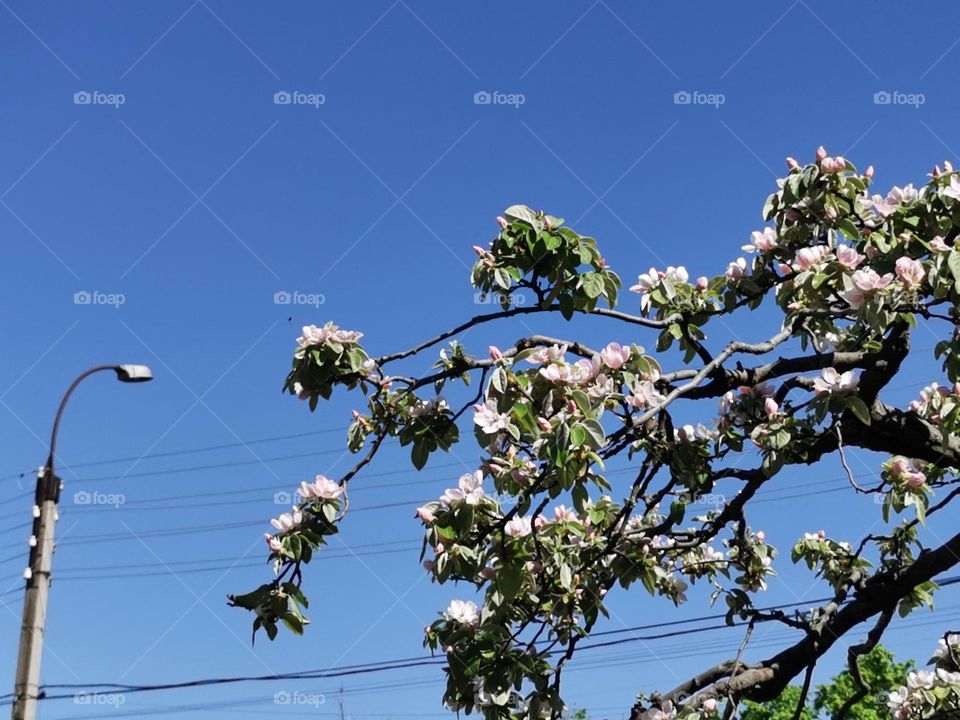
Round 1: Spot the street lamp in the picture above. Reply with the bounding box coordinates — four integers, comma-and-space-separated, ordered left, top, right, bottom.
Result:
11, 364, 153, 720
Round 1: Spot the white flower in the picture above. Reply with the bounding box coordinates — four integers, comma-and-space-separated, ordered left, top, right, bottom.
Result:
440, 470, 485, 508
630, 268, 660, 294
941, 175, 960, 202
888, 184, 919, 205
587, 373, 615, 399
410, 396, 450, 418
445, 599, 480, 627
527, 344, 568, 364
473, 399, 510, 434
812, 368, 858, 395
907, 670, 935, 690
664, 266, 689, 285
638, 701, 676, 720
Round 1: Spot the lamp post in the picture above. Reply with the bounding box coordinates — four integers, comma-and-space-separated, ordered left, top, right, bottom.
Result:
11, 365, 153, 720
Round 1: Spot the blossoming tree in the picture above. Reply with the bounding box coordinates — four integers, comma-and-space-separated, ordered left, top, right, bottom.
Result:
229, 147, 960, 719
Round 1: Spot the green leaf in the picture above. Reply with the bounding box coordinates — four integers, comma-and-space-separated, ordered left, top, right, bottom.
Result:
846, 396, 872, 426
949, 251, 960, 293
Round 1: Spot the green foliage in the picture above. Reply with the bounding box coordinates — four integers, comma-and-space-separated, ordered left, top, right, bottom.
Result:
742, 645, 912, 720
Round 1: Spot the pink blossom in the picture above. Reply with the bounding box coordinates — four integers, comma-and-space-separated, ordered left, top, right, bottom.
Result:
812, 367, 858, 395
488, 345, 504, 362
764, 397, 779, 416
504, 516, 533, 537
299, 475, 344, 501
785, 156, 799, 170
820, 156, 846, 174
887, 184, 919, 205
472, 245, 486, 255
725, 257, 747, 281
270, 508, 303, 536
793, 245, 830, 271
756, 531, 766, 542
664, 266, 689, 285
440, 470, 485, 508
864, 165, 874, 178
536, 416, 552, 432
552, 505, 579, 522
264, 533, 282, 553
868, 194, 897, 218
835, 245, 863, 269
474, 399, 510, 434
695, 276, 709, 291
629, 268, 660, 294
416, 506, 436, 523
527, 344, 567, 364
703, 698, 718, 713
743, 227, 778, 253
496, 216, 509, 229
840, 268, 893, 309
895, 256, 925, 289
930, 236, 949, 253
626, 381, 665, 409
599, 342, 631, 369
816, 146, 828, 162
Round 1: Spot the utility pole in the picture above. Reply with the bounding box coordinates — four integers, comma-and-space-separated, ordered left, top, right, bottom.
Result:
9, 364, 153, 720
11, 467, 60, 720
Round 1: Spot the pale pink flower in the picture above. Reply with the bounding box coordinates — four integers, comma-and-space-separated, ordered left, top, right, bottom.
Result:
764, 397, 779, 416
536, 416, 552, 432
440, 470, 485, 508
626, 381, 665, 408
864, 165, 874, 178
599, 342, 631, 369
552, 505, 579, 522
664, 266, 689, 285
812, 367, 858, 395
743, 227, 778, 253
793, 245, 830, 271
725, 257, 747, 281
835, 245, 863, 269
496, 216, 509, 229
887, 184, 919, 205
587, 373, 615, 399
504, 516, 533, 537
264, 533, 282, 553
695, 276, 709, 291
299, 475, 344, 501
816, 146, 828, 162
702, 698, 718, 713
474, 400, 510, 434
840, 268, 893, 309
868, 194, 897, 218
527, 344, 568, 364
488, 345, 504, 362
297, 324, 329, 348
416, 506, 436, 524
785, 157, 799, 170
820, 156, 846, 174
930, 235, 949, 253
270, 508, 303, 536
895, 256, 925, 289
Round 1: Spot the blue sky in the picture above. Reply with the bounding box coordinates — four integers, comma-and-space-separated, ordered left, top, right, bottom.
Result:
3, 1, 960, 717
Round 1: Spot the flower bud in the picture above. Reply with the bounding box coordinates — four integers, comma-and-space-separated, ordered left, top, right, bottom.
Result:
424, 625, 432, 634
756, 530, 766, 542
785, 156, 799, 170
818, 529, 826, 539
416, 506, 435, 524
496, 216, 508, 229
816, 145, 828, 162
703, 698, 718, 713
946, 160, 955, 173
864, 164, 874, 178
934, 164, 942, 177
695, 276, 709, 290
473, 245, 485, 256
764, 397, 779, 416
488, 345, 504, 362
536, 416, 552, 432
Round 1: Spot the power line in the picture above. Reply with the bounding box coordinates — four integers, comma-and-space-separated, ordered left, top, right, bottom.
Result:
12, 574, 959, 708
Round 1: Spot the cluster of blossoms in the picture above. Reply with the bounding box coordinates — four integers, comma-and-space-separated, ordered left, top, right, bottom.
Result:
286, 322, 371, 410
880, 457, 934, 523
791, 530, 869, 594
887, 634, 960, 719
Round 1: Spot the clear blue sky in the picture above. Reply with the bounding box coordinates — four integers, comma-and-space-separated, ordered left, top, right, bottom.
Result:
2, 2, 960, 718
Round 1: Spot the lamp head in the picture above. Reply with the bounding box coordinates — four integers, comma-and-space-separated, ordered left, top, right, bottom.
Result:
115, 364, 153, 383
